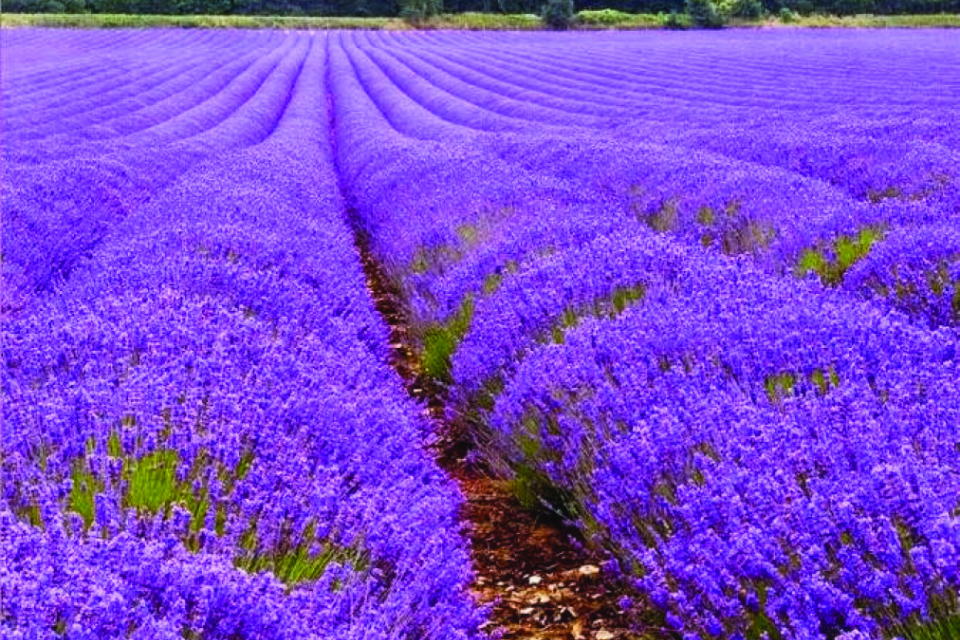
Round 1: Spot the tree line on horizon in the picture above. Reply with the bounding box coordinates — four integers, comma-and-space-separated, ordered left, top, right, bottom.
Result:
6, 0, 958, 17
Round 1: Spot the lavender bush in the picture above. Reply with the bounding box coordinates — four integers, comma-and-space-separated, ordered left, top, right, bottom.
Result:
329, 28, 960, 638
4, 26, 959, 640
3, 31, 482, 640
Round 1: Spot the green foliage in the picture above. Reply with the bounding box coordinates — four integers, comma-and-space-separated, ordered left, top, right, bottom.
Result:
482, 272, 504, 295
540, 283, 646, 345
720, 221, 776, 255
764, 372, 797, 402
576, 6, 631, 20
126, 449, 182, 514
7, 0, 73, 11
64, 434, 253, 537
422, 326, 460, 382
612, 285, 644, 313
887, 599, 960, 640
455, 223, 479, 247
0, 12, 401, 27
401, 0, 443, 22
483, 260, 518, 296
641, 199, 775, 256
234, 520, 368, 587
506, 409, 582, 518
419, 256, 517, 384
778, 5, 797, 19
58, 434, 353, 586
686, 0, 724, 26
496, 0, 540, 13
421, 295, 475, 384
576, 7, 658, 24
696, 205, 716, 225
640, 199, 680, 232
721, 0, 762, 18
438, 11, 543, 27
541, 0, 575, 28
271, 545, 351, 585
765, 366, 840, 401
408, 242, 462, 276
3, 3, 960, 24
866, 185, 903, 203
797, 227, 884, 286
659, 9, 690, 26
69, 463, 103, 528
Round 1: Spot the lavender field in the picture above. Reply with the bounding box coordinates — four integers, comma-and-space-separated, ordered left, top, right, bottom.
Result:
2, 27, 960, 640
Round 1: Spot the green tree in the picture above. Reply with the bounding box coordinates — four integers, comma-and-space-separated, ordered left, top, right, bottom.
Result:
660, 8, 689, 26
541, 0, 574, 28
400, 0, 441, 20
777, 5, 797, 19
686, 0, 724, 26
723, 0, 762, 17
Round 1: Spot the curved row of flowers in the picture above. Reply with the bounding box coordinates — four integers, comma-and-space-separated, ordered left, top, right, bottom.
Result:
331, 29, 960, 639
4, 26, 960, 640
2, 31, 483, 640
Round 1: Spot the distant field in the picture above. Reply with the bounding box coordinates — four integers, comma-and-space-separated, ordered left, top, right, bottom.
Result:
2, 10, 959, 28
3, 26, 960, 640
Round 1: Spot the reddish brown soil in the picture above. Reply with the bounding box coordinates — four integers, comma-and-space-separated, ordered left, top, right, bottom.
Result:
354, 231, 663, 640
453, 466, 661, 640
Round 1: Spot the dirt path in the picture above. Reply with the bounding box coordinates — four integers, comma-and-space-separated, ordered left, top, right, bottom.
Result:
454, 469, 651, 640
353, 230, 661, 640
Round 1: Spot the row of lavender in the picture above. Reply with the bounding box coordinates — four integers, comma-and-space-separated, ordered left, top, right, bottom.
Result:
348, 29, 960, 329
2, 31, 482, 639
331, 30, 960, 638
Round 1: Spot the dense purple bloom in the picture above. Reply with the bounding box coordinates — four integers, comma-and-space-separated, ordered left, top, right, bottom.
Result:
3, 30, 482, 639
5, 26, 960, 640
326, 28, 960, 638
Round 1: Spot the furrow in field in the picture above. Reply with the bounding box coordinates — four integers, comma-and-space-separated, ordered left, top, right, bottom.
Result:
376, 32, 708, 113
5, 33, 303, 165
2, 44, 259, 138
403, 29, 960, 106
3, 30, 484, 640
394, 31, 960, 122
4, 28, 960, 640
451, 45, 859, 116
1, 32, 282, 117
358, 44, 557, 132
81, 38, 293, 146
339, 31, 960, 333
357, 35, 626, 130
334, 33, 472, 141
0, 30, 187, 93
2, 35, 313, 315
1, 30, 275, 107
368, 40, 643, 122
0, 29, 144, 77
339, 32, 960, 640
2, 62, 135, 107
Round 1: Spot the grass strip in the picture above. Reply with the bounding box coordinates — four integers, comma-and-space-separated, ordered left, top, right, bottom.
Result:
3, 11, 958, 29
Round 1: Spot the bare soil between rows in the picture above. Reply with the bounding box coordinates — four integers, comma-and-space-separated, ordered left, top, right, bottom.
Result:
353, 229, 663, 640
